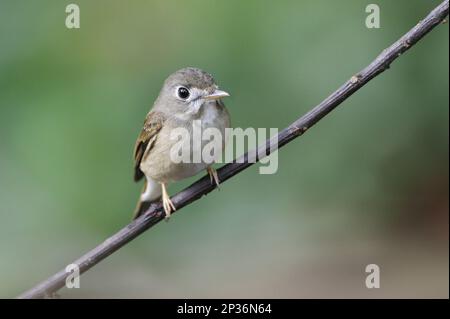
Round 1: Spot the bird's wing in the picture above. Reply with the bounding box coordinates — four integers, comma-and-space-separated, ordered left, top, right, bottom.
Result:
133, 111, 165, 182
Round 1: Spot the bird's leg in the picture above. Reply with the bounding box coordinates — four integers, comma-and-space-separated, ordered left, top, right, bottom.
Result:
207, 166, 220, 188
161, 183, 176, 218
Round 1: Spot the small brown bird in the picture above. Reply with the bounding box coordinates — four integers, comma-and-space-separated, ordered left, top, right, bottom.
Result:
133, 67, 231, 219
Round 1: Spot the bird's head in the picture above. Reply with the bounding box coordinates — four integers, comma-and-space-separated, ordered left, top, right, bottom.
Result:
154, 67, 229, 118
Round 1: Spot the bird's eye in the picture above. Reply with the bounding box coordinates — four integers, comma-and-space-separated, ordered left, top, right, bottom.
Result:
177, 87, 190, 100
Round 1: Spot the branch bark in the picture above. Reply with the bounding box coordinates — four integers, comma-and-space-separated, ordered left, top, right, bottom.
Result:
18, 0, 449, 299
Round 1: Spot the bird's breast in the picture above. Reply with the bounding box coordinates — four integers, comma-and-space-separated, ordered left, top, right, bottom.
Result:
141, 102, 230, 183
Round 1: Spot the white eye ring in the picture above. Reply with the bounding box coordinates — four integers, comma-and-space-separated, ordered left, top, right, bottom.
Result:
176, 86, 190, 100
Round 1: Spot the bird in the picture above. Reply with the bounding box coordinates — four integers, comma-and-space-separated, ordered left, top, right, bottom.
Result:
133, 67, 231, 219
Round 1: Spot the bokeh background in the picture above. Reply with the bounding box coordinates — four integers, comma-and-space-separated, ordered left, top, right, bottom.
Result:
0, 0, 448, 298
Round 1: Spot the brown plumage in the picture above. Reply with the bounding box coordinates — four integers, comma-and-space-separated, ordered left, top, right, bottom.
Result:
133, 111, 165, 182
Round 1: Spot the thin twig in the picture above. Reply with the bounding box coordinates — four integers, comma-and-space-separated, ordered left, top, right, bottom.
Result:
18, 0, 449, 299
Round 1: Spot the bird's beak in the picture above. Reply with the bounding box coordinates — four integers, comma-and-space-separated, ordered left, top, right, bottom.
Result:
203, 89, 230, 100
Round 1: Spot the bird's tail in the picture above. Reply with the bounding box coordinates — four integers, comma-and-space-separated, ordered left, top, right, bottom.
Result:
133, 178, 162, 219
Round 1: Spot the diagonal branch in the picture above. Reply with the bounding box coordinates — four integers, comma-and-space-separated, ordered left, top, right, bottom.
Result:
18, 0, 449, 299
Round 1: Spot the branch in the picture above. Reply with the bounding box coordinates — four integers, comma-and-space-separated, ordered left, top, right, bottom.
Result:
19, 0, 449, 299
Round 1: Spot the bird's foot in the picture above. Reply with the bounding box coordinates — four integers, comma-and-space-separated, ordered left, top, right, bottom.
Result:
207, 166, 220, 189
161, 183, 176, 219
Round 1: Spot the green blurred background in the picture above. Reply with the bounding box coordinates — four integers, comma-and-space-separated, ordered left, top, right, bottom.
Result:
0, 0, 448, 298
